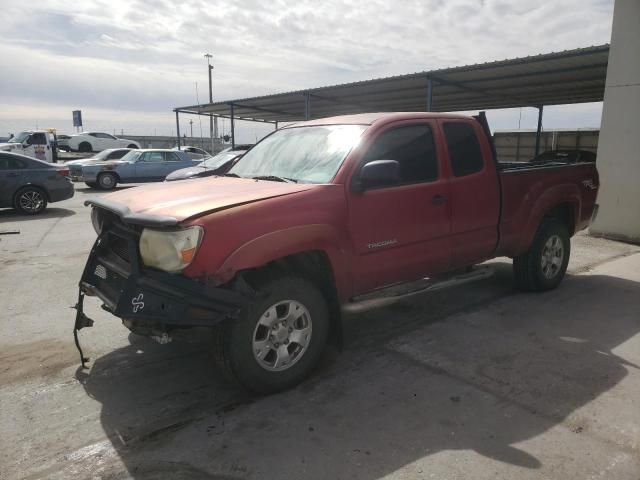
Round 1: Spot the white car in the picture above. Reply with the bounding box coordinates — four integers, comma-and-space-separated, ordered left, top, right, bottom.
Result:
60, 132, 140, 153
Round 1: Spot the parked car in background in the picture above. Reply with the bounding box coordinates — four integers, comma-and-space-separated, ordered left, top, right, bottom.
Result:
0, 152, 73, 214
59, 132, 140, 153
529, 149, 597, 164
0, 130, 58, 162
65, 148, 132, 166
56, 134, 72, 151
165, 148, 248, 181
72, 149, 200, 190
172, 146, 210, 159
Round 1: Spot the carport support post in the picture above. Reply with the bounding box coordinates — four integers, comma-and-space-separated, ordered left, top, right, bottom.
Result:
426, 77, 433, 111
175, 111, 181, 148
534, 105, 544, 157
275, 121, 278, 131
229, 103, 235, 149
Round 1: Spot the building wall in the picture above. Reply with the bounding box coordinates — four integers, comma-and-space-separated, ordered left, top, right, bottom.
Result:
494, 129, 599, 163
590, 0, 640, 243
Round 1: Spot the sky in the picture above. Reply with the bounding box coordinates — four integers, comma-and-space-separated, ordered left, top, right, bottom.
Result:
0, 0, 614, 143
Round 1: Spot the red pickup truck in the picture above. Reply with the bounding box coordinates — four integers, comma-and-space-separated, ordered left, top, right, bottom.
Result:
75, 112, 599, 393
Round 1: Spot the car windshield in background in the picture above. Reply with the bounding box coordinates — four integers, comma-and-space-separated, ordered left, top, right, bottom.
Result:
230, 125, 367, 184
201, 151, 239, 168
9, 132, 31, 143
119, 150, 143, 163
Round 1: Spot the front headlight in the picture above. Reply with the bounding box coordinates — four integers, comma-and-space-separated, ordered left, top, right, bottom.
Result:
139, 226, 203, 273
90, 208, 103, 234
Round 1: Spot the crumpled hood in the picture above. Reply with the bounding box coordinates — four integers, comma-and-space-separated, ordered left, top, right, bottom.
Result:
96, 176, 316, 223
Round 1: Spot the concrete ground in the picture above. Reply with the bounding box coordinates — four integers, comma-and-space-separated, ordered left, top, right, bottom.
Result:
1, 185, 639, 480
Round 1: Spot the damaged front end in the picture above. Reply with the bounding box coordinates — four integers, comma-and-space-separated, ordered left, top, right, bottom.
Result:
72, 205, 246, 368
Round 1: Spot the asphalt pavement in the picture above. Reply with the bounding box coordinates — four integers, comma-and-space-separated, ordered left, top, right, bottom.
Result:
1, 184, 639, 479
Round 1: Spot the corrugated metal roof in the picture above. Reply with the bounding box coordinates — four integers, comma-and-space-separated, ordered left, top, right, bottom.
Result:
175, 44, 609, 123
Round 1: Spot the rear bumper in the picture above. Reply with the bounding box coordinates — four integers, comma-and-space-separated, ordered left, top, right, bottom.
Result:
49, 183, 75, 202
79, 225, 246, 332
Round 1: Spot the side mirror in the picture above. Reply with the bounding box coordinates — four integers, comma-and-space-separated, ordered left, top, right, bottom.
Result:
353, 160, 401, 192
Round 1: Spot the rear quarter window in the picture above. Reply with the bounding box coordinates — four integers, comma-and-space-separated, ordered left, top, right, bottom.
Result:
0, 154, 28, 169
443, 122, 484, 177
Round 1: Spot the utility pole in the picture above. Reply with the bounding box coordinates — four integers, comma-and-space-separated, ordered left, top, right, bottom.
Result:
189, 119, 193, 138
204, 53, 217, 153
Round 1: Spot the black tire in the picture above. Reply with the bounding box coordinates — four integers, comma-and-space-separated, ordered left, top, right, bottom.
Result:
14, 186, 48, 215
513, 218, 570, 292
214, 275, 330, 394
127, 144, 138, 149
84, 182, 98, 188
96, 172, 118, 190
78, 142, 92, 152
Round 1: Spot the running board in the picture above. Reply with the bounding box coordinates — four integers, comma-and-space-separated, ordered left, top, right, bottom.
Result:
342, 265, 494, 314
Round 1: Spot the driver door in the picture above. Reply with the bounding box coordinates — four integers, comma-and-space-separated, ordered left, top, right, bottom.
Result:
134, 151, 168, 181
347, 121, 452, 294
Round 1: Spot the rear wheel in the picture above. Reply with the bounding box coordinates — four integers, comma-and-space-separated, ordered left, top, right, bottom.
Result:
97, 172, 118, 190
513, 218, 570, 291
213, 275, 329, 394
78, 142, 92, 153
14, 187, 47, 215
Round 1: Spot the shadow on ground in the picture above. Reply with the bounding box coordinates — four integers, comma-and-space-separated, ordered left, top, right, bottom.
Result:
74, 185, 137, 194
0, 207, 76, 221
76, 270, 640, 479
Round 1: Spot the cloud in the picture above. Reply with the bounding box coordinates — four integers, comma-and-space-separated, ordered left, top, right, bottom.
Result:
0, 0, 613, 135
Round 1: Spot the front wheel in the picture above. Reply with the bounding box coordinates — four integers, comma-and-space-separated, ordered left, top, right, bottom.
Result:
214, 275, 329, 393
96, 172, 118, 190
513, 218, 570, 291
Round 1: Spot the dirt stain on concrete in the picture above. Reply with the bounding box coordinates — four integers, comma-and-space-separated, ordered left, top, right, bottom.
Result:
0, 338, 78, 385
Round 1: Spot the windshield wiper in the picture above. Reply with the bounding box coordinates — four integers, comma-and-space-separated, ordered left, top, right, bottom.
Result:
222, 172, 241, 178
252, 175, 298, 183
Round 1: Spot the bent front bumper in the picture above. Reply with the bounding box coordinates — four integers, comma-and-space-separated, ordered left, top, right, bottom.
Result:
73, 220, 247, 367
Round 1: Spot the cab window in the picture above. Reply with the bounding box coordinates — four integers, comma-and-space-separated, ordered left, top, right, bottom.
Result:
29, 133, 47, 145
443, 122, 484, 177
360, 125, 438, 186
141, 152, 165, 162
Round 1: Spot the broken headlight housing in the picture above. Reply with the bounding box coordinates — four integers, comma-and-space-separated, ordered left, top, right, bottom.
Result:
90, 207, 103, 234
139, 226, 203, 273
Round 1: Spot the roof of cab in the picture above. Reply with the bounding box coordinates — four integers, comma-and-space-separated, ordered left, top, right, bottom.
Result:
284, 112, 473, 128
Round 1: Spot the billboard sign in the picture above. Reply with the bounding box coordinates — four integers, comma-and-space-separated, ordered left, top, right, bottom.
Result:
72, 110, 83, 128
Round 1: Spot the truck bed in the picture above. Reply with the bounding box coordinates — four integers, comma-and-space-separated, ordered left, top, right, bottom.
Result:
496, 161, 598, 257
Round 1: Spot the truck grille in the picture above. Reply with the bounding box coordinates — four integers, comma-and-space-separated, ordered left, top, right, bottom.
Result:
106, 232, 131, 263
94, 208, 141, 268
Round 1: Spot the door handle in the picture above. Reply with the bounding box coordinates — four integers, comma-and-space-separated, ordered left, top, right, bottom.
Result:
432, 194, 448, 206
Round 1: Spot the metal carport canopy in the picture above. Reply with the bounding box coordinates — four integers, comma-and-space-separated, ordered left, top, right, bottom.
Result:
175, 44, 608, 124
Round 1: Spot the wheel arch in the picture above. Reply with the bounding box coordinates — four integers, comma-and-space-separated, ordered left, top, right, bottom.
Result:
210, 225, 352, 348
515, 185, 581, 255
14, 183, 50, 202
